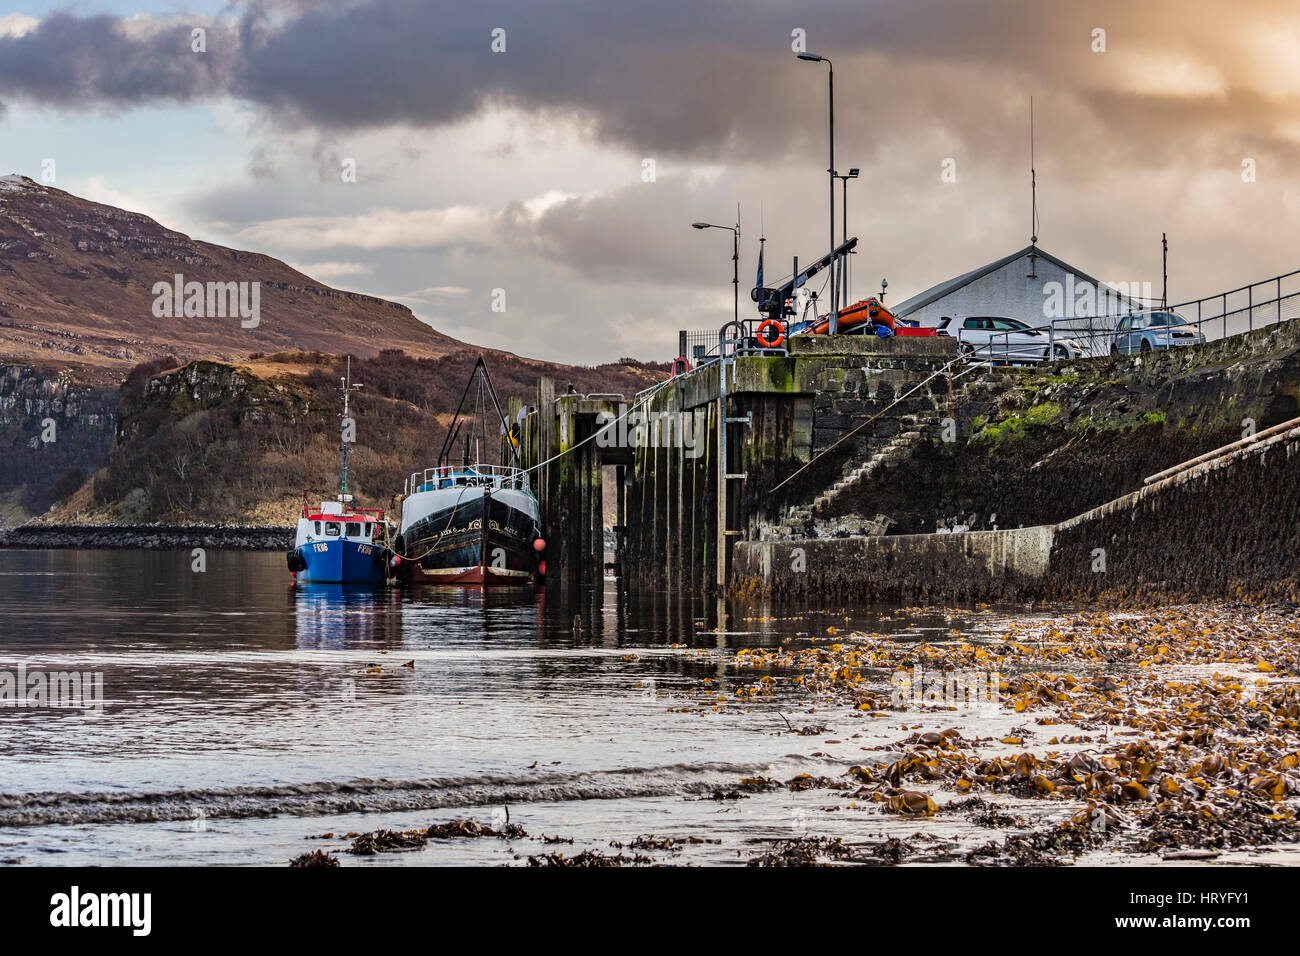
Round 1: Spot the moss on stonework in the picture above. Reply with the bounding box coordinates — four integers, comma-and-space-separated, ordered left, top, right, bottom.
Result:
973, 402, 1061, 445
766, 360, 795, 391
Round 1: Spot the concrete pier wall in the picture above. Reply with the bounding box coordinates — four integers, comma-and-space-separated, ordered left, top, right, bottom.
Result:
519, 318, 1299, 602
731, 526, 1054, 604
731, 421, 1300, 604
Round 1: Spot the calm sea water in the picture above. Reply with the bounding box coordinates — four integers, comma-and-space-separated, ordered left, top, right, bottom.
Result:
0, 549, 1070, 866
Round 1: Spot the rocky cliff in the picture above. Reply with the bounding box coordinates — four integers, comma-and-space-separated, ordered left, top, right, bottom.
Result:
0, 363, 115, 522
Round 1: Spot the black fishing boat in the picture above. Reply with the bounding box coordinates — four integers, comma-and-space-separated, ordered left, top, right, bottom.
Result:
391, 358, 545, 585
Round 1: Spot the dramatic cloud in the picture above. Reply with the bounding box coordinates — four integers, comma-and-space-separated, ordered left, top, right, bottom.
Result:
233, 203, 495, 251
0, 12, 237, 107
3, 0, 1297, 171
1, 0, 1296, 362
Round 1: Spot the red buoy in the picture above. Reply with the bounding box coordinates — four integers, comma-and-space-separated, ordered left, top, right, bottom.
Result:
533, 538, 546, 552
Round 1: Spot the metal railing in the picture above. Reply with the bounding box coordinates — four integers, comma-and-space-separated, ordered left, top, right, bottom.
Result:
681, 266, 1300, 369
961, 266, 1300, 364
963, 325, 1066, 364
406, 464, 531, 496
678, 320, 789, 366
1169, 269, 1300, 341
681, 329, 719, 363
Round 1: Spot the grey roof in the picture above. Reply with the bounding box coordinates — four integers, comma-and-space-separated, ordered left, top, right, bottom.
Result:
892, 245, 1115, 317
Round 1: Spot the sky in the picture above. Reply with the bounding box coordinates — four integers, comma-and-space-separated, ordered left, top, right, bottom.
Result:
1, 0, 1297, 363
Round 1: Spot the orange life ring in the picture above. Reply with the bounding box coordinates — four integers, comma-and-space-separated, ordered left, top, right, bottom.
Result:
755, 319, 786, 348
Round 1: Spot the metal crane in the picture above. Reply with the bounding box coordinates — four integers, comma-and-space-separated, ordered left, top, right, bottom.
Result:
751, 236, 859, 324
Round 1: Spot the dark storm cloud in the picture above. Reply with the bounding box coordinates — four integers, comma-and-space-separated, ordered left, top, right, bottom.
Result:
3, 0, 1296, 174
0, 12, 237, 106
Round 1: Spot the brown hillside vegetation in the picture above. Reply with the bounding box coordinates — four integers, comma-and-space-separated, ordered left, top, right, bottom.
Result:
64, 349, 665, 525
0, 175, 462, 380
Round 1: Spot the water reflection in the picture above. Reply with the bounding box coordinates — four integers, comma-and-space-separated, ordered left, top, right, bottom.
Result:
290, 583, 399, 648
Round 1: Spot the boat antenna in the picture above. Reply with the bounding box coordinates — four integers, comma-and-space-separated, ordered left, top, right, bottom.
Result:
339, 355, 363, 500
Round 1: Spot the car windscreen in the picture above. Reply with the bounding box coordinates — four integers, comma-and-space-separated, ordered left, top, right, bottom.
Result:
1146, 312, 1186, 327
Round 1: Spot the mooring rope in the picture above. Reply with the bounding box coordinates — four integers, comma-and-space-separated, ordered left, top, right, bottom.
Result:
520, 375, 678, 476
386, 483, 476, 563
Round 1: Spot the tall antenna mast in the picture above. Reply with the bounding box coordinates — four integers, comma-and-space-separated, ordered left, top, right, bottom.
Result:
1027, 95, 1039, 278
1161, 233, 1168, 309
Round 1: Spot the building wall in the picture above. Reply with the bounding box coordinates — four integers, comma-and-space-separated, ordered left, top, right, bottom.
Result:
897, 253, 1145, 355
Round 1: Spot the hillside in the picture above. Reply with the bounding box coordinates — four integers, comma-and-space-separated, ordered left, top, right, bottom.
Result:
0, 174, 462, 382
44, 350, 664, 526
0, 176, 669, 525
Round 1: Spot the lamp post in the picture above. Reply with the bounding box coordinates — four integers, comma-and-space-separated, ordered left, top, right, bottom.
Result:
797, 52, 836, 332
692, 219, 740, 327
835, 167, 859, 308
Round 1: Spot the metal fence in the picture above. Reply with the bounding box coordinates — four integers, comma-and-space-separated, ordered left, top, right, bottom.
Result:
677, 321, 788, 365
677, 267, 1300, 366
1169, 269, 1300, 341
680, 329, 719, 363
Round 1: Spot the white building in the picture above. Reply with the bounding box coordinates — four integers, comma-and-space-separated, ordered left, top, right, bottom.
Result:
892, 245, 1149, 355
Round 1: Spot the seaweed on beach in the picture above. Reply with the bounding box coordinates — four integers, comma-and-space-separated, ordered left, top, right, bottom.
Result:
345, 828, 429, 855
341, 818, 528, 856
527, 849, 655, 867
289, 849, 340, 867
692, 603, 1300, 865
747, 835, 918, 867
426, 819, 527, 840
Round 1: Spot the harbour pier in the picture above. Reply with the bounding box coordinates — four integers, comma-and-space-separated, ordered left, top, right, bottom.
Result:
518, 313, 1300, 605
516, 334, 968, 595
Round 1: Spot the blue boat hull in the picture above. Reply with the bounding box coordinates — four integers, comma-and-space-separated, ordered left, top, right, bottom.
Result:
294, 539, 387, 585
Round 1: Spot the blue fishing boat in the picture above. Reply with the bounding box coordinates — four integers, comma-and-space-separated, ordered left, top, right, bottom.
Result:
285, 358, 390, 585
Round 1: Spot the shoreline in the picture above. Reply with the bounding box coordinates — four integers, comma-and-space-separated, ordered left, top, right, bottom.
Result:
0, 523, 293, 551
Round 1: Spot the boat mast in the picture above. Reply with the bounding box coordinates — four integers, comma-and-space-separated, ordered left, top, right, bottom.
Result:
435, 356, 520, 470
339, 356, 363, 501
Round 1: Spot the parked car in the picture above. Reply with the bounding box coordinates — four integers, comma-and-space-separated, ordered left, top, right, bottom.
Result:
936, 315, 1083, 362
1110, 311, 1206, 354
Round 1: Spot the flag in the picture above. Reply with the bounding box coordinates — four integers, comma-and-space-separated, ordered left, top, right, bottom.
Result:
755, 238, 764, 290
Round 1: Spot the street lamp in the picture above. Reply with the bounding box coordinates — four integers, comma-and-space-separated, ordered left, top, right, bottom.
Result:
692, 219, 740, 327
797, 51, 836, 333
834, 167, 859, 307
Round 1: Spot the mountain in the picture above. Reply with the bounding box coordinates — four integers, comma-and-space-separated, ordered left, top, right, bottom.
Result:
0, 174, 461, 382
0, 175, 667, 524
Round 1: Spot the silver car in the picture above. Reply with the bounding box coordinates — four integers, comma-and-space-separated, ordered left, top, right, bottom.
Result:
936, 315, 1083, 362
1111, 311, 1206, 354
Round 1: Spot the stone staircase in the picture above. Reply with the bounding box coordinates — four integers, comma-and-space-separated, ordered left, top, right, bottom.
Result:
763, 412, 939, 539
759, 367, 1001, 541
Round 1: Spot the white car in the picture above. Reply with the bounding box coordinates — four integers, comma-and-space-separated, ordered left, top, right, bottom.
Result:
936, 315, 1083, 362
